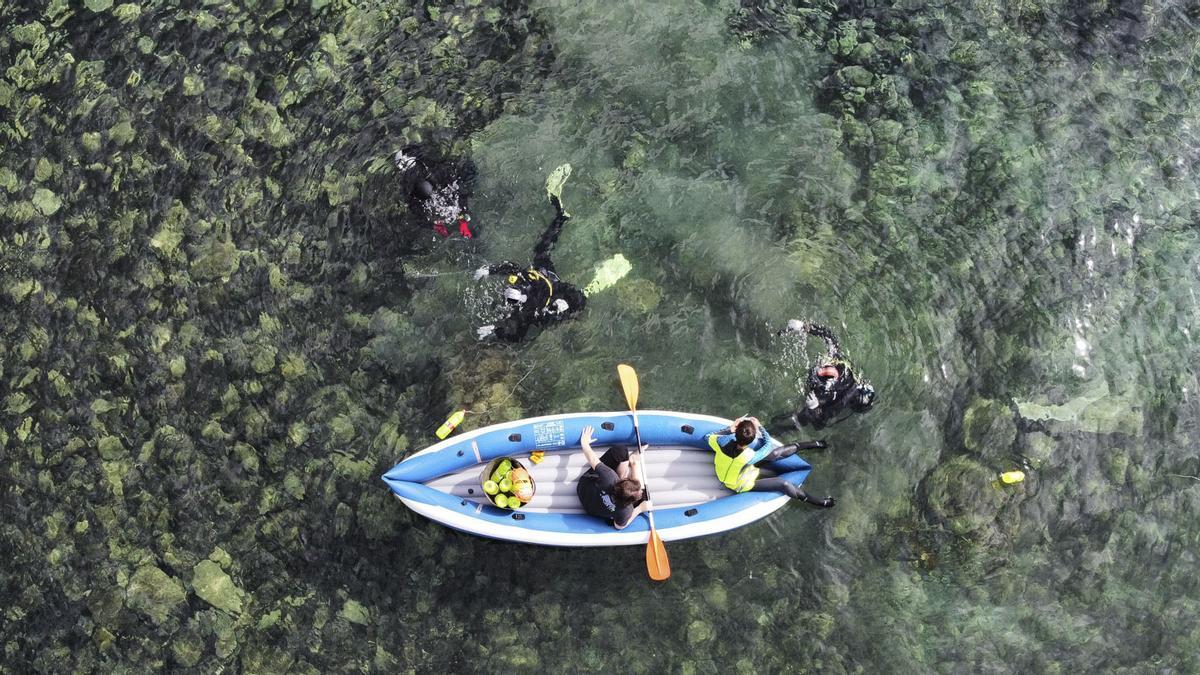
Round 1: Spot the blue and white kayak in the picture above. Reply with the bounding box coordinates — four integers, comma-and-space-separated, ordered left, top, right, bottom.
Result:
381, 410, 812, 547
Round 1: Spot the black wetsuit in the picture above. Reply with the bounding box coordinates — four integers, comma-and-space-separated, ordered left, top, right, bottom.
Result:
790, 323, 864, 429
485, 196, 586, 341
395, 144, 476, 235
576, 445, 641, 526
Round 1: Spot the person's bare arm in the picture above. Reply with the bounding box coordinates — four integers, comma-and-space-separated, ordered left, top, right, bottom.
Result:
580, 425, 600, 469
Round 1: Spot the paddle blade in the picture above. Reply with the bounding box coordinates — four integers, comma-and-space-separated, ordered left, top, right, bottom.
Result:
617, 364, 639, 411
646, 529, 671, 581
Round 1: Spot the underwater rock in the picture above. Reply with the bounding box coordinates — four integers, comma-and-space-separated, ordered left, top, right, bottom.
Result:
32, 188, 61, 216
1021, 431, 1056, 468
192, 559, 245, 615
1015, 379, 1142, 436
241, 643, 296, 673
615, 277, 662, 313
837, 65, 874, 88
338, 598, 370, 626
171, 626, 205, 668
961, 397, 1016, 460
922, 455, 1008, 540
208, 547, 233, 570
687, 619, 713, 645
125, 564, 187, 625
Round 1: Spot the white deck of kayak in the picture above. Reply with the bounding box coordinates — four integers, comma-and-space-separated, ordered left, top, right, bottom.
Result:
424, 445, 775, 512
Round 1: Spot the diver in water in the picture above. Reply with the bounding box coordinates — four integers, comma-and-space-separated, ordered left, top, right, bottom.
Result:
474, 166, 585, 341
394, 145, 476, 238
776, 320, 876, 430
706, 416, 834, 506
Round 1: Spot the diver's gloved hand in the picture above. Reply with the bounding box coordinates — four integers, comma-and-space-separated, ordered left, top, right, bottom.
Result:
473, 266, 490, 281
503, 288, 528, 304
820, 496, 836, 508
476, 325, 495, 339
550, 298, 569, 314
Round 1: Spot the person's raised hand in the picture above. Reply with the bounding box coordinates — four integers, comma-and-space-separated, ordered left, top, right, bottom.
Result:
580, 425, 595, 447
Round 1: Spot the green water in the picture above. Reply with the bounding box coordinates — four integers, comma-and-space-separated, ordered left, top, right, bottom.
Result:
2, 0, 1199, 672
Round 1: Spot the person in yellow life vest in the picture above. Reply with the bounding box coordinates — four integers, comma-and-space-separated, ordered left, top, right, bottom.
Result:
474, 194, 585, 341
707, 417, 834, 507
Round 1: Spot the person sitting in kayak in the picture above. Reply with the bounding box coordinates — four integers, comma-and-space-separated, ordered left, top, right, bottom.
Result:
474, 166, 585, 341
576, 425, 653, 529
394, 145, 476, 238
776, 320, 877, 430
706, 417, 834, 507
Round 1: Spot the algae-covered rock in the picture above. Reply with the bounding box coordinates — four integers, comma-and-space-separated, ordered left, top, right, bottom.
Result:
1022, 432, 1056, 468
32, 188, 61, 216
687, 619, 713, 645
338, 598, 370, 626
615, 277, 662, 313
172, 635, 204, 667
208, 547, 233, 570
922, 455, 1008, 539
241, 643, 296, 673
96, 435, 125, 460
125, 564, 187, 624
962, 397, 1016, 459
192, 559, 245, 615
1016, 379, 1142, 436
838, 65, 874, 88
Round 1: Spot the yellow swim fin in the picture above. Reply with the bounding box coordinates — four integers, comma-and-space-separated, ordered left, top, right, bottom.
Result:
545, 163, 572, 216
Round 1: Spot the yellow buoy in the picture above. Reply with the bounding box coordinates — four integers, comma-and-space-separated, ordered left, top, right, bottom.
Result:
999, 470, 1026, 484
435, 410, 467, 439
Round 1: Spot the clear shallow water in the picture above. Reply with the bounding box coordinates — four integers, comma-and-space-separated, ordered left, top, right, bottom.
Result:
2, 0, 1199, 672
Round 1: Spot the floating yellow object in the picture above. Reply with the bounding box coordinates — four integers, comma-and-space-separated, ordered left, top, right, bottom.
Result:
435, 409, 467, 439
583, 254, 633, 296
529, 450, 545, 464
545, 163, 572, 209
1000, 470, 1026, 484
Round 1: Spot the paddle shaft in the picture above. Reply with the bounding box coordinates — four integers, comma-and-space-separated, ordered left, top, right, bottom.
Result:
630, 409, 657, 527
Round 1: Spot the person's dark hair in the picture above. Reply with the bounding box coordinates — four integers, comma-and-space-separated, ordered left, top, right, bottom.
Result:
612, 478, 643, 506
734, 420, 757, 445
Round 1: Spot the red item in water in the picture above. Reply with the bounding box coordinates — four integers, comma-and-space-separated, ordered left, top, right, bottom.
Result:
458, 218, 473, 238
433, 221, 450, 237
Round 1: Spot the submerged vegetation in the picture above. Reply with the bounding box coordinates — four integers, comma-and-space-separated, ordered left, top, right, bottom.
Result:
2, 0, 1199, 672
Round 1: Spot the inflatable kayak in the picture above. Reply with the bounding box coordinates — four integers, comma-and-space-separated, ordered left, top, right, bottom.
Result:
381, 410, 812, 547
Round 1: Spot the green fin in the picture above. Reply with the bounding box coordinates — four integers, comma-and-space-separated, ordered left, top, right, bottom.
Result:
583, 254, 632, 297
545, 163, 572, 216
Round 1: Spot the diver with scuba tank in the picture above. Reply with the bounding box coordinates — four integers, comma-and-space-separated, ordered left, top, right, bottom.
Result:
394, 144, 477, 238
474, 165, 585, 341
775, 320, 877, 430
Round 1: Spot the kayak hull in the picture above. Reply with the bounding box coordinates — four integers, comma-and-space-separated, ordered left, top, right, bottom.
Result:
381, 410, 811, 547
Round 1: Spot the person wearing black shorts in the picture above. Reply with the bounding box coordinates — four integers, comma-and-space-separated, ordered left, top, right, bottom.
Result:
575, 425, 652, 529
